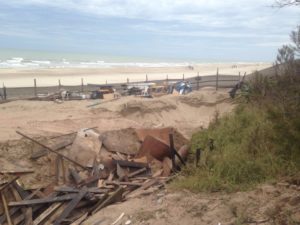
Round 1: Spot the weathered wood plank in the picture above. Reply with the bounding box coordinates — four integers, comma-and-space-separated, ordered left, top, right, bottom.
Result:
113, 160, 149, 169
8, 193, 77, 207
33, 203, 62, 225
53, 188, 88, 225
1, 192, 13, 225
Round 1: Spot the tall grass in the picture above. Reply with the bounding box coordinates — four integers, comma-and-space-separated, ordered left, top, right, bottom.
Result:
172, 65, 300, 192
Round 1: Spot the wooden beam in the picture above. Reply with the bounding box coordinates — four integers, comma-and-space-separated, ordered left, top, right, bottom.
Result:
113, 160, 149, 169
16, 131, 87, 170
1, 192, 13, 225
0, 188, 42, 224
53, 188, 88, 225
33, 203, 62, 225
54, 186, 107, 194
8, 193, 77, 207
106, 181, 143, 187
91, 187, 124, 215
128, 167, 147, 178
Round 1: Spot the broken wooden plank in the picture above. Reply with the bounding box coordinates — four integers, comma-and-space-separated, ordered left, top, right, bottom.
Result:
113, 160, 149, 169
0, 169, 34, 175
43, 203, 67, 225
126, 179, 159, 199
169, 133, 185, 167
106, 181, 142, 187
24, 207, 33, 225
54, 186, 107, 194
70, 212, 88, 225
53, 187, 88, 225
8, 193, 77, 207
33, 203, 62, 225
10, 184, 33, 225
16, 131, 88, 170
0, 187, 42, 224
1, 192, 13, 225
91, 187, 124, 215
128, 167, 147, 178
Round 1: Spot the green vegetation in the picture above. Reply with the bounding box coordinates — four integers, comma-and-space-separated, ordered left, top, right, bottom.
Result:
173, 61, 300, 192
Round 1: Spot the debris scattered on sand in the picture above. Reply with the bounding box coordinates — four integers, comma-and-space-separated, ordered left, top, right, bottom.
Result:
0, 127, 188, 224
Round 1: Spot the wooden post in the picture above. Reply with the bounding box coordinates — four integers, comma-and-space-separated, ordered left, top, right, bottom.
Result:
182, 74, 185, 81
81, 78, 84, 92
195, 148, 201, 167
238, 72, 241, 81
197, 72, 200, 90
34, 79, 37, 97
146, 74, 148, 82
166, 74, 169, 83
169, 133, 176, 170
58, 79, 61, 90
216, 68, 219, 91
127, 78, 129, 84
3, 84, 7, 100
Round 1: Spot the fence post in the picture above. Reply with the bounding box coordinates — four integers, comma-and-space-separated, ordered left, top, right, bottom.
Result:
58, 79, 61, 90
2, 83, 7, 100
216, 68, 219, 91
146, 74, 148, 82
166, 74, 169, 84
34, 78, 37, 97
238, 72, 241, 81
182, 74, 185, 81
81, 78, 84, 92
197, 72, 200, 90
127, 78, 129, 84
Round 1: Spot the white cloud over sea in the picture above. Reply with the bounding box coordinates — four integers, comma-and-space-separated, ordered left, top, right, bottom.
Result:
0, 0, 299, 61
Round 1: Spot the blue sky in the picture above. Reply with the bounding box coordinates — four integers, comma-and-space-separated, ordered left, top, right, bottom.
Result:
0, 0, 299, 62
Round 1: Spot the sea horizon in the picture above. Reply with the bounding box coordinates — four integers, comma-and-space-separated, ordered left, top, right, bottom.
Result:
0, 48, 271, 69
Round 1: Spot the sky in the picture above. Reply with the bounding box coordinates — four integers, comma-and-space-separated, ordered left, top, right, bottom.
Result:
0, 0, 299, 62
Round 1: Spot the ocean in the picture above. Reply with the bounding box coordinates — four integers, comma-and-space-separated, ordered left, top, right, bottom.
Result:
0, 49, 192, 69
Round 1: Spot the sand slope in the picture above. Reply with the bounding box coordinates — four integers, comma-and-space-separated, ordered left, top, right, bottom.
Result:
0, 87, 234, 141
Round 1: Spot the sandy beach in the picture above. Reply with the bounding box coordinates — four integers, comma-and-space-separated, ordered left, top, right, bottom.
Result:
0, 62, 271, 87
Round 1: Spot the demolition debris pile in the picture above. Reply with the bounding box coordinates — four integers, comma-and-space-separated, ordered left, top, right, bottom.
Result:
0, 127, 188, 224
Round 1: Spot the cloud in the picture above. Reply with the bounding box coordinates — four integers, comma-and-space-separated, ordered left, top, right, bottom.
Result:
1, 0, 299, 60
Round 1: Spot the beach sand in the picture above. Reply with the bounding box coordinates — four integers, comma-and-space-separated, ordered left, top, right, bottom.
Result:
0, 62, 271, 87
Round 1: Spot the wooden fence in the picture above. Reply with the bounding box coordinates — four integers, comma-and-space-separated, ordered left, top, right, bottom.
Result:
0, 70, 244, 100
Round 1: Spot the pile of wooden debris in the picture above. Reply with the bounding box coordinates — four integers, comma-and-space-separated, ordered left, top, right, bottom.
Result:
0, 127, 188, 224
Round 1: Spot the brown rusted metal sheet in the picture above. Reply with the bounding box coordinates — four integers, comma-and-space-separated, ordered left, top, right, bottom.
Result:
137, 135, 171, 162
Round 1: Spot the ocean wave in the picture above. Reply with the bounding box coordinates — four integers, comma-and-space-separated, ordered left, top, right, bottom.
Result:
0, 57, 191, 69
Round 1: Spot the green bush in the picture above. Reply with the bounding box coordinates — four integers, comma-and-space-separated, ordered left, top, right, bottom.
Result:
172, 69, 300, 192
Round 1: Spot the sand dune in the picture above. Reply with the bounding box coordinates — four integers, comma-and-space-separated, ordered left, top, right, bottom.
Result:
0, 88, 234, 141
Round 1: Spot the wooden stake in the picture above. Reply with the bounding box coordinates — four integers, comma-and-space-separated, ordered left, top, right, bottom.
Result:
1, 192, 13, 225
